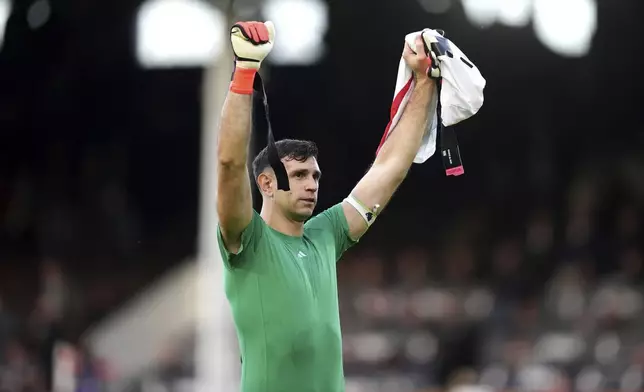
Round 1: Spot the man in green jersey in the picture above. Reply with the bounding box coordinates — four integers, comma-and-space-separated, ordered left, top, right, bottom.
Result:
217, 20, 438, 392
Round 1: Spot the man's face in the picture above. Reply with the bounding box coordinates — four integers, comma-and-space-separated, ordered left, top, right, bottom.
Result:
274, 157, 321, 222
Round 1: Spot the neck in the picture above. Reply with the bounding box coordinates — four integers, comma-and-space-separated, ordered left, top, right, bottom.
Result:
260, 199, 305, 237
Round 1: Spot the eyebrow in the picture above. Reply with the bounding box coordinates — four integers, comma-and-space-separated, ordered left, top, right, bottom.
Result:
291, 169, 322, 178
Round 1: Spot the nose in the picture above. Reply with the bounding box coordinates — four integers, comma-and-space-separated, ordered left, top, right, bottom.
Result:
305, 178, 318, 193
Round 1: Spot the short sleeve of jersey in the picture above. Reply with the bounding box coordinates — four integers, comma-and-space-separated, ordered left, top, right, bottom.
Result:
216, 210, 266, 270
305, 203, 357, 261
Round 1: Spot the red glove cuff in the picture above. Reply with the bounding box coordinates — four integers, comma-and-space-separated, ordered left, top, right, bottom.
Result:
230, 67, 257, 95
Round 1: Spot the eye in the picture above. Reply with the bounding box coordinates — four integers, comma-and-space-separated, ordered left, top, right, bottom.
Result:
294, 172, 305, 179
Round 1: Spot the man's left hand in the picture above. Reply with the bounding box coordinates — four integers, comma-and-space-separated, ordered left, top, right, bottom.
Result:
402, 33, 440, 81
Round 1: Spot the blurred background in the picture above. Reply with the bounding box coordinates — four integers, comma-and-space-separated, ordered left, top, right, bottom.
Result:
1, 0, 643, 391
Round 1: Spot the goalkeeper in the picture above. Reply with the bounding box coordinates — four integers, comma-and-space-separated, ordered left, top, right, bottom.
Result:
216, 20, 439, 392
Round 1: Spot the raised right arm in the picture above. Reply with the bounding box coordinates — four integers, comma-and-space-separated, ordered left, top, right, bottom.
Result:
216, 21, 275, 254
217, 92, 254, 254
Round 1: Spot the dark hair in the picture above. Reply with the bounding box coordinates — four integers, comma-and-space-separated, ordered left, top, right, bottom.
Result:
252, 139, 318, 180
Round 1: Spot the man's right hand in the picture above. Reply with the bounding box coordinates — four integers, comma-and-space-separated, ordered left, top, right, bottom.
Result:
229, 21, 275, 95
231, 21, 275, 70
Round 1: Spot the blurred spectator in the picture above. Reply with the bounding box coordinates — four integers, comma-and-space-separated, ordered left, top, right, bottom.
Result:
75, 341, 108, 392
0, 339, 43, 392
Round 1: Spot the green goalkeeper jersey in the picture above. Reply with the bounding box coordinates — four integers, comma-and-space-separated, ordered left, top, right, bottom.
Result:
217, 203, 357, 392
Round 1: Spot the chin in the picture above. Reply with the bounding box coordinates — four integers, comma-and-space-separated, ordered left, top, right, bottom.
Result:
292, 208, 314, 222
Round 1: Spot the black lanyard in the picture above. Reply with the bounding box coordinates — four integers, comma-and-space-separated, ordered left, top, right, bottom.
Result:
251, 72, 290, 191
437, 79, 465, 176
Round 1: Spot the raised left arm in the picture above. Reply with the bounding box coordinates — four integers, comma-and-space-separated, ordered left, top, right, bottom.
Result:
342, 35, 437, 240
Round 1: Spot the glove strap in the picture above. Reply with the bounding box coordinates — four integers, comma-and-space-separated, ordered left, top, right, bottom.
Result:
230, 66, 257, 95
437, 80, 465, 176
252, 74, 290, 191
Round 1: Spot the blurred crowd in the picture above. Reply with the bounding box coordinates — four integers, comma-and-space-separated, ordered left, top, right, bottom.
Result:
330, 151, 644, 391
0, 142, 179, 391
134, 152, 643, 392
1, 136, 644, 392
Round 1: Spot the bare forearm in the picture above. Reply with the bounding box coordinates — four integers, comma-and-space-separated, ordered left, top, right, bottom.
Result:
216, 91, 254, 252
215, 20, 274, 252
217, 92, 253, 166
374, 79, 434, 174
342, 36, 438, 240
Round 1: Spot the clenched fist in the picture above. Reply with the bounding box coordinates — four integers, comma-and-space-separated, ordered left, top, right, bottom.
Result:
402, 31, 441, 81
231, 21, 276, 70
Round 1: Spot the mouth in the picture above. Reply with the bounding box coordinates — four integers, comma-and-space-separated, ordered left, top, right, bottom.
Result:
300, 198, 316, 204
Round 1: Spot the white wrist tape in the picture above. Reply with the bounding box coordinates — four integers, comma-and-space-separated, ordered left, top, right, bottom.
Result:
344, 194, 380, 226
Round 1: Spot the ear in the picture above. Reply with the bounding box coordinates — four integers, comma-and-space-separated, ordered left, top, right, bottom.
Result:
257, 171, 274, 197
